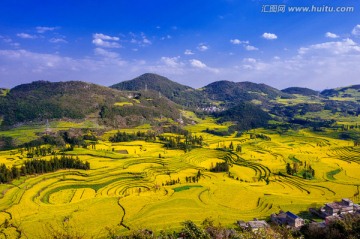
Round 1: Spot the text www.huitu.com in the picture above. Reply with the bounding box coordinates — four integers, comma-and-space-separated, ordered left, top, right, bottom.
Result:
261, 5, 355, 13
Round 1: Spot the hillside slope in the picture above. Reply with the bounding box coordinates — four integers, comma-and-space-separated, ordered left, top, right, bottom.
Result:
0, 80, 182, 127
202, 80, 293, 107
321, 85, 360, 98
111, 73, 210, 107
282, 87, 319, 96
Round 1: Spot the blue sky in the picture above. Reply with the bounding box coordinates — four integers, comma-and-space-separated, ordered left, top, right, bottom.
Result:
1, 0, 360, 90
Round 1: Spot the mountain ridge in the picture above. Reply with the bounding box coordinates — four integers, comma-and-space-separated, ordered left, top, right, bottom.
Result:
1, 73, 360, 129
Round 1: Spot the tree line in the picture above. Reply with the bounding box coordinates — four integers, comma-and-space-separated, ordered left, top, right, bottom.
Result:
159, 134, 203, 152
210, 162, 229, 173
286, 162, 315, 179
109, 131, 156, 142
0, 155, 90, 183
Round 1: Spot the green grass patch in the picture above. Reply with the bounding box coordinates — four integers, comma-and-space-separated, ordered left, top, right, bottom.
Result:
173, 185, 202, 192
326, 168, 342, 180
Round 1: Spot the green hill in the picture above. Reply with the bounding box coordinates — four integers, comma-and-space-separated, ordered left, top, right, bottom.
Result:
111, 73, 210, 107
202, 80, 293, 107
213, 102, 271, 130
0, 81, 126, 126
0, 80, 181, 127
282, 87, 319, 96
321, 85, 360, 98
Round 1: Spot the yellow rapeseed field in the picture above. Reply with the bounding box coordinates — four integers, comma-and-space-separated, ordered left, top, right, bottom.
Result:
1, 119, 360, 238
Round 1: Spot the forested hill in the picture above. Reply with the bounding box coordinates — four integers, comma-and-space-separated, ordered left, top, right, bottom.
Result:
1, 73, 360, 129
321, 85, 360, 97
282, 87, 319, 96
201, 80, 293, 106
0, 81, 125, 126
0, 80, 182, 127
111, 73, 209, 107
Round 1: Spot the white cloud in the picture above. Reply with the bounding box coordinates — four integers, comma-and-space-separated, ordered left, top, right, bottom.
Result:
189, 59, 219, 73
161, 35, 172, 40
190, 59, 207, 69
2, 34, 360, 90
92, 38, 120, 48
1, 37, 20, 47
36, 26, 57, 33
128, 33, 152, 47
298, 38, 360, 55
184, 49, 194, 55
92, 33, 120, 48
0, 49, 128, 87
197, 43, 209, 51
245, 45, 258, 51
49, 38, 67, 43
230, 39, 249, 45
325, 32, 339, 38
93, 33, 119, 41
230, 38, 360, 89
143, 38, 152, 45
161, 56, 183, 67
352, 25, 360, 36
262, 32, 278, 40
17, 33, 37, 39
94, 48, 119, 58
243, 58, 257, 63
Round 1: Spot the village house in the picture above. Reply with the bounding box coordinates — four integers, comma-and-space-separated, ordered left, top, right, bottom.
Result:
310, 198, 360, 219
237, 219, 269, 232
323, 198, 356, 217
271, 211, 305, 228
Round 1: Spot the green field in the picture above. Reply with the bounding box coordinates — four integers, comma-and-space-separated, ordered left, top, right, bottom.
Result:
1, 119, 360, 238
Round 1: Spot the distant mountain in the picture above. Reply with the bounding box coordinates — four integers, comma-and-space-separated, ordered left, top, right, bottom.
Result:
282, 87, 319, 96
202, 80, 293, 106
111, 73, 210, 107
321, 85, 360, 98
0, 80, 181, 127
2, 75, 360, 130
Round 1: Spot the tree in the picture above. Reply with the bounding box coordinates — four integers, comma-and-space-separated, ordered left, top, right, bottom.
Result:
181, 221, 210, 239
11, 165, 20, 179
293, 162, 299, 174
286, 163, 292, 175
197, 170, 201, 179
229, 142, 234, 151
236, 144, 242, 153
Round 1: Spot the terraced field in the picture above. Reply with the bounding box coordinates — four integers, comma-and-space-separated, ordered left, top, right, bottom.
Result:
1, 121, 360, 238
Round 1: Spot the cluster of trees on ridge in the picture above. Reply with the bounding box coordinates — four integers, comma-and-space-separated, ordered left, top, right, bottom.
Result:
160, 134, 204, 152
286, 161, 315, 180
210, 162, 229, 173
0, 155, 90, 183
109, 131, 156, 142
0, 128, 99, 151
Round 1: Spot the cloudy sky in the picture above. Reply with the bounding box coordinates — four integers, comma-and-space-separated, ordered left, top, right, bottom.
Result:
0, 0, 360, 90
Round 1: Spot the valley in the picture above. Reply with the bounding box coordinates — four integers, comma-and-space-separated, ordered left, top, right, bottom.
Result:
0, 73, 360, 238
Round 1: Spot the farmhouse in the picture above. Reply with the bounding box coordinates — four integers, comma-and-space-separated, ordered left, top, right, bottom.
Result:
237, 219, 269, 231
322, 198, 356, 217
271, 211, 305, 228
286, 211, 305, 228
